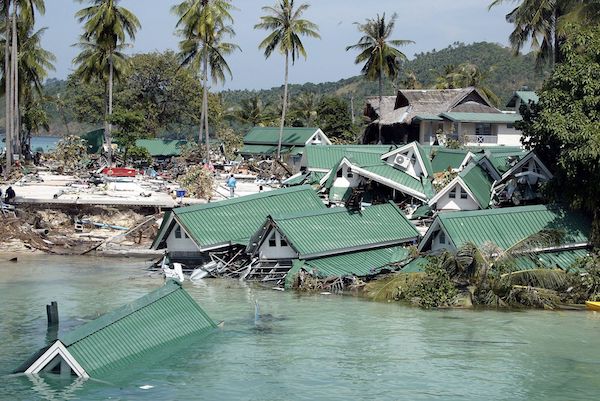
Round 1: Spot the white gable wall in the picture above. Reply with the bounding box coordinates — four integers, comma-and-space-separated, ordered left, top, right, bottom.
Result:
332, 163, 362, 190
432, 183, 480, 211
306, 129, 331, 145
166, 222, 200, 252
258, 229, 298, 260
384, 147, 423, 178
431, 229, 455, 252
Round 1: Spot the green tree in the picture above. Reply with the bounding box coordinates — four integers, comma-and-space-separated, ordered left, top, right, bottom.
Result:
400, 70, 421, 89
346, 13, 413, 143
234, 94, 273, 126
290, 91, 319, 126
75, 0, 141, 165
316, 96, 354, 143
173, 0, 237, 161
255, 0, 320, 160
519, 24, 600, 247
109, 108, 148, 162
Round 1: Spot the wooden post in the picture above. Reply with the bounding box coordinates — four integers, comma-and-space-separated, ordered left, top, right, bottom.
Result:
46, 301, 59, 327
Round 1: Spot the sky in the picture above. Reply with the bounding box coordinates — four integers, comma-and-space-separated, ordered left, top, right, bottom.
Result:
37, 0, 517, 91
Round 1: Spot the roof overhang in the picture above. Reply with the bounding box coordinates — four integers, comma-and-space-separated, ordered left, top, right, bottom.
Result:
24, 341, 89, 379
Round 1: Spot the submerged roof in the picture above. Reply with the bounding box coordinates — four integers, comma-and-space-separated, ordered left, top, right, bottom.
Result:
135, 139, 187, 157
291, 246, 411, 279
243, 127, 321, 146
19, 280, 217, 378
172, 186, 326, 250
262, 202, 420, 258
423, 205, 590, 251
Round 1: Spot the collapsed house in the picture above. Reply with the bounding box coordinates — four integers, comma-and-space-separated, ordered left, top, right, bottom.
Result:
135, 138, 188, 163
151, 185, 327, 263
418, 205, 591, 270
246, 202, 420, 286
16, 280, 217, 379
320, 142, 436, 207
363, 87, 523, 147
240, 127, 331, 170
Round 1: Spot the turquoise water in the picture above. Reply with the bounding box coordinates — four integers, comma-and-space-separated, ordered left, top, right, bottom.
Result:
1, 255, 600, 401
0, 135, 60, 153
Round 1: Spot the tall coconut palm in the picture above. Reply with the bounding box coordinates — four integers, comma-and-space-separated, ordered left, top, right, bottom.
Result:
235, 94, 273, 126
173, 0, 235, 161
346, 13, 413, 144
255, 0, 320, 160
75, 0, 140, 165
2, 0, 45, 174
489, 0, 569, 66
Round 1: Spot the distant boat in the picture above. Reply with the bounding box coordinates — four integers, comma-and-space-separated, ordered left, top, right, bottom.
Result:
585, 301, 600, 311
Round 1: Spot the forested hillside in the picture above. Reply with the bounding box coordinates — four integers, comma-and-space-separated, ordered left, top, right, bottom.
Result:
11, 41, 547, 137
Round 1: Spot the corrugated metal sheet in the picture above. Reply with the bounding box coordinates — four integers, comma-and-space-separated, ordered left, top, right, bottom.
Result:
152, 210, 173, 249
273, 202, 420, 257
415, 142, 434, 176
513, 248, 590, 271
438, 205, 591, 250
431, 148, 468, 173
360, 164, 430, 196
304, 145, 392, 170
62, 281, 216, 377
176, 186, 326, 249
487, 150, 528, 173
240, 144, 302, 156
301, 246, 411, 278
400, 257, 430, 273
460, 163, 494, 208
135, 139, 187, 157
243, 127, 318, 146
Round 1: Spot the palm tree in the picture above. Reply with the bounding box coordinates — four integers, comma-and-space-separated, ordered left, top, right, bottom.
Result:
2, 0, 45, 174
235, 94, 273, 126
400, 70, 421, 89
75, 0, 140, 165
0, 23, 55, 150
173, 0, 236, 161
346, 13, 413, 144
255, 0, 320, 160
291, 91, 319, 126
433, 64, 461, 89
489, 0, 569, 66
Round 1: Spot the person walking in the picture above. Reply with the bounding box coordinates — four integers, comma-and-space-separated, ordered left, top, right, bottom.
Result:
226, 174, 237, 198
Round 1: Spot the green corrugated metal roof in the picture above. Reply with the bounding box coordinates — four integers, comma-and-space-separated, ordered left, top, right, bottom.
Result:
282, 171, 327, 187
240, 144, 302, 156
459, 163, 494, 208
297, 246, 411, 278
440, 112, 522, 124
244, 126, 319, 146
61, 280, 216, 377
360, 164, 436, 199
512, 248, 589, 272
175, 185, 326, 249
151, 210, 173, 249
303, 145, 391, 170
507, 91, 539, 108
135, 139, 187, 157
431, 148, 469, 173
329, 186, 353, 202
81, 128, 104, 154
487, 150, 528, 174
271, 202, 420, 258
401, 257, 431, 273
436, 205, 591, 251
415, 142, 434, 176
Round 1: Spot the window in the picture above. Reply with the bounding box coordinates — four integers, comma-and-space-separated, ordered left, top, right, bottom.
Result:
268, 234, 277, 247
337, 169, 343, 178
280, 237, 288, 247
460, 187, 468, 199
347, 169, 354, 178
439, 231, 446, 244
175, 226, 182, 239
507, 123, 514, 129
476, 123, 492, 135
449, 187, 457, 199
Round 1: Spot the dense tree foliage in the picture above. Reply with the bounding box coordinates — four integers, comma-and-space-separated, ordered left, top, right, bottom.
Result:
519, 25, 600, 247
315, 96, 355, 144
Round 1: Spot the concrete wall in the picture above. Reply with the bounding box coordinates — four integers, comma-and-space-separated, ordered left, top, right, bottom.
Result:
433, 183, 480, 211
497, 124, 523, 147
258, 229, 298, 260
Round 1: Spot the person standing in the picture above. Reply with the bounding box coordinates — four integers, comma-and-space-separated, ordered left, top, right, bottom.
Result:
226, 174, 237, 198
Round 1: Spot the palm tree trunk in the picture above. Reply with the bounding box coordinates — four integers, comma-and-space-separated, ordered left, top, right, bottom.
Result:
378, 72, 383, 144
277, 52, 289, 161
202, 52, 210, 162
4, 2, 11, 176
11, 1, 19, 159
105, 55, 114, 165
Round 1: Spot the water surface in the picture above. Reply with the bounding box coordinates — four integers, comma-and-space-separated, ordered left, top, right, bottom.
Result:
1, 255, 599, 401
